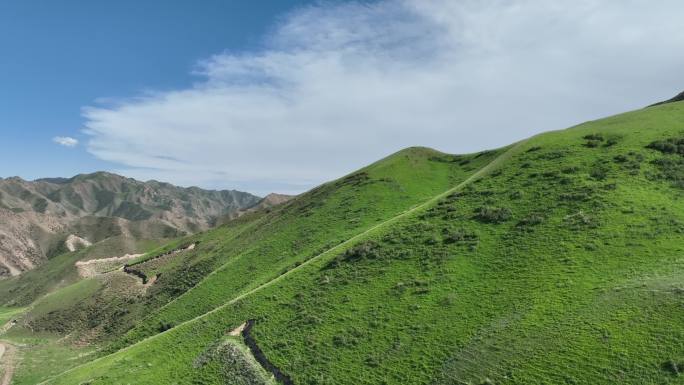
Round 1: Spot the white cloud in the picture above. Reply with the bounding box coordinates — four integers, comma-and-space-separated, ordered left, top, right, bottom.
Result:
82, 0, 684, 195
53, 136, 79, 147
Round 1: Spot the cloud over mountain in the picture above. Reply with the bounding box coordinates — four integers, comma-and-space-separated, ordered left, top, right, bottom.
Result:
82, 0, 684, 195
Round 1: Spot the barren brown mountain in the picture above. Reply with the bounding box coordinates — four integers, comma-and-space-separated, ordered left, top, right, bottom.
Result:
0, 172, 260, 275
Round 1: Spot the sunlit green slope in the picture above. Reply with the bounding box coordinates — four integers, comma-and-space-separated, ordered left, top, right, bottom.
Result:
43, 102, 684, 384
13, 144, 503, 384
104, 146, 505, 352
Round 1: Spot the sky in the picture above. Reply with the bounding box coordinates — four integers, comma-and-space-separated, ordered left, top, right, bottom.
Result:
1, 0, 684, 196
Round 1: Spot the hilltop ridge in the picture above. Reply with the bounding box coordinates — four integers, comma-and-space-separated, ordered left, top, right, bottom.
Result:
649, 90, 684, 107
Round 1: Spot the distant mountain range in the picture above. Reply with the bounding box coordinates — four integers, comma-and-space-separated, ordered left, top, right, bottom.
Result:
0, 172, 261, 275
220, 192, 294, 223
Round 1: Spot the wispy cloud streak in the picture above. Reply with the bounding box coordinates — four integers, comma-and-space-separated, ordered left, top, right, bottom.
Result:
53, 136, 79, 147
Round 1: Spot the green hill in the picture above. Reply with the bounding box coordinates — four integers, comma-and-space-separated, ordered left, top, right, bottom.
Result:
3, 101, 684, 384
11, 146, 503, 346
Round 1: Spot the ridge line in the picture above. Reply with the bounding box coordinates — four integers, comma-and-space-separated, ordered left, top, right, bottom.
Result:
39, 138, 531, 384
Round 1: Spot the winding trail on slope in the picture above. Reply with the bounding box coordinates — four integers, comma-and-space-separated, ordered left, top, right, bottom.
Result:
0, 309, 24, 385
0, 342, 16, 385
75, 242, 198, 285
39, 138, 535, 384
75, 254, 143, 278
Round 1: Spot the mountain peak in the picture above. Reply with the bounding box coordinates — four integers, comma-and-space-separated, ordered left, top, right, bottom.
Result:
261, 193, 294, 205
70, 171, 127, 182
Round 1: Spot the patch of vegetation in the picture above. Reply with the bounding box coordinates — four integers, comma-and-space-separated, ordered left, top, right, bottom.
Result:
647, 136, 684, 155
613, 151, 644, 174
443, 228, 478, 244
583, 133, 605, 148
194, 339, 275, 385
32, 197, 49, 213
516, 212, 544, 229
473, 206, 512, 224
4, 332, 97, 385
326, 241, 382, 268
645, 136, 684, 187
651, 157, 684, 187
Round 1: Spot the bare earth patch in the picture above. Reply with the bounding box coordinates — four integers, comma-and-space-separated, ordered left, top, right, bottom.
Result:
75, 254, 143, 278
64, 234, 92, 252
229, 322, 247, 336
0, 342, 16, 385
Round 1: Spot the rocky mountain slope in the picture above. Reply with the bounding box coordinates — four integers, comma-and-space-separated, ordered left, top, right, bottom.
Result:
220, 193, 295, 223
0, 172, 260, 275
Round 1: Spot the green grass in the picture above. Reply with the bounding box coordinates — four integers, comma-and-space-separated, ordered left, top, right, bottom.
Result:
105, 146, 505, 350
14, 102, 684, 384
0, 306, 25, 326
26, 278, 102, 321
2, 331, 97, 385
193, 337, 276, 385
0, 236, 168, 307
0, 236, 169, 347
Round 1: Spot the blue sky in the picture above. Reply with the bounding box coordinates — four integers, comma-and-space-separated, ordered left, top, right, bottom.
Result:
1, 1, 683, 196
0, 0, 323, 182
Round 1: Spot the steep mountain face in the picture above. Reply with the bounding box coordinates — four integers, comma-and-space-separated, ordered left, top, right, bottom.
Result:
0, 172, 260, 275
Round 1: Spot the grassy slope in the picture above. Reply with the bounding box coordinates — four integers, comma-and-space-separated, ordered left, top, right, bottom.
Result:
3, 330, 98, 385
43, 102, 684, 384
106, 147, 504, 350
0, 238, 169, 385
8, 146, 502, 384
26, 279, 102, 322
0, 306, 25, 326
0, 308, 91, 385
0, 236, 167, 307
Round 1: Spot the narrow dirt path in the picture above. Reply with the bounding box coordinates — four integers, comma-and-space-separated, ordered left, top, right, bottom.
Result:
0, 342, 16, 385
75, 254, 143, 278
0, 319, 16, 336
76, 242, 198, 281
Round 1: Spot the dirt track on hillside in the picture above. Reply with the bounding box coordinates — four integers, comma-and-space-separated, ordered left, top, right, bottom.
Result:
76, 242, 198, 280
75, 253, 144, 278
0, 342, 16, 385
